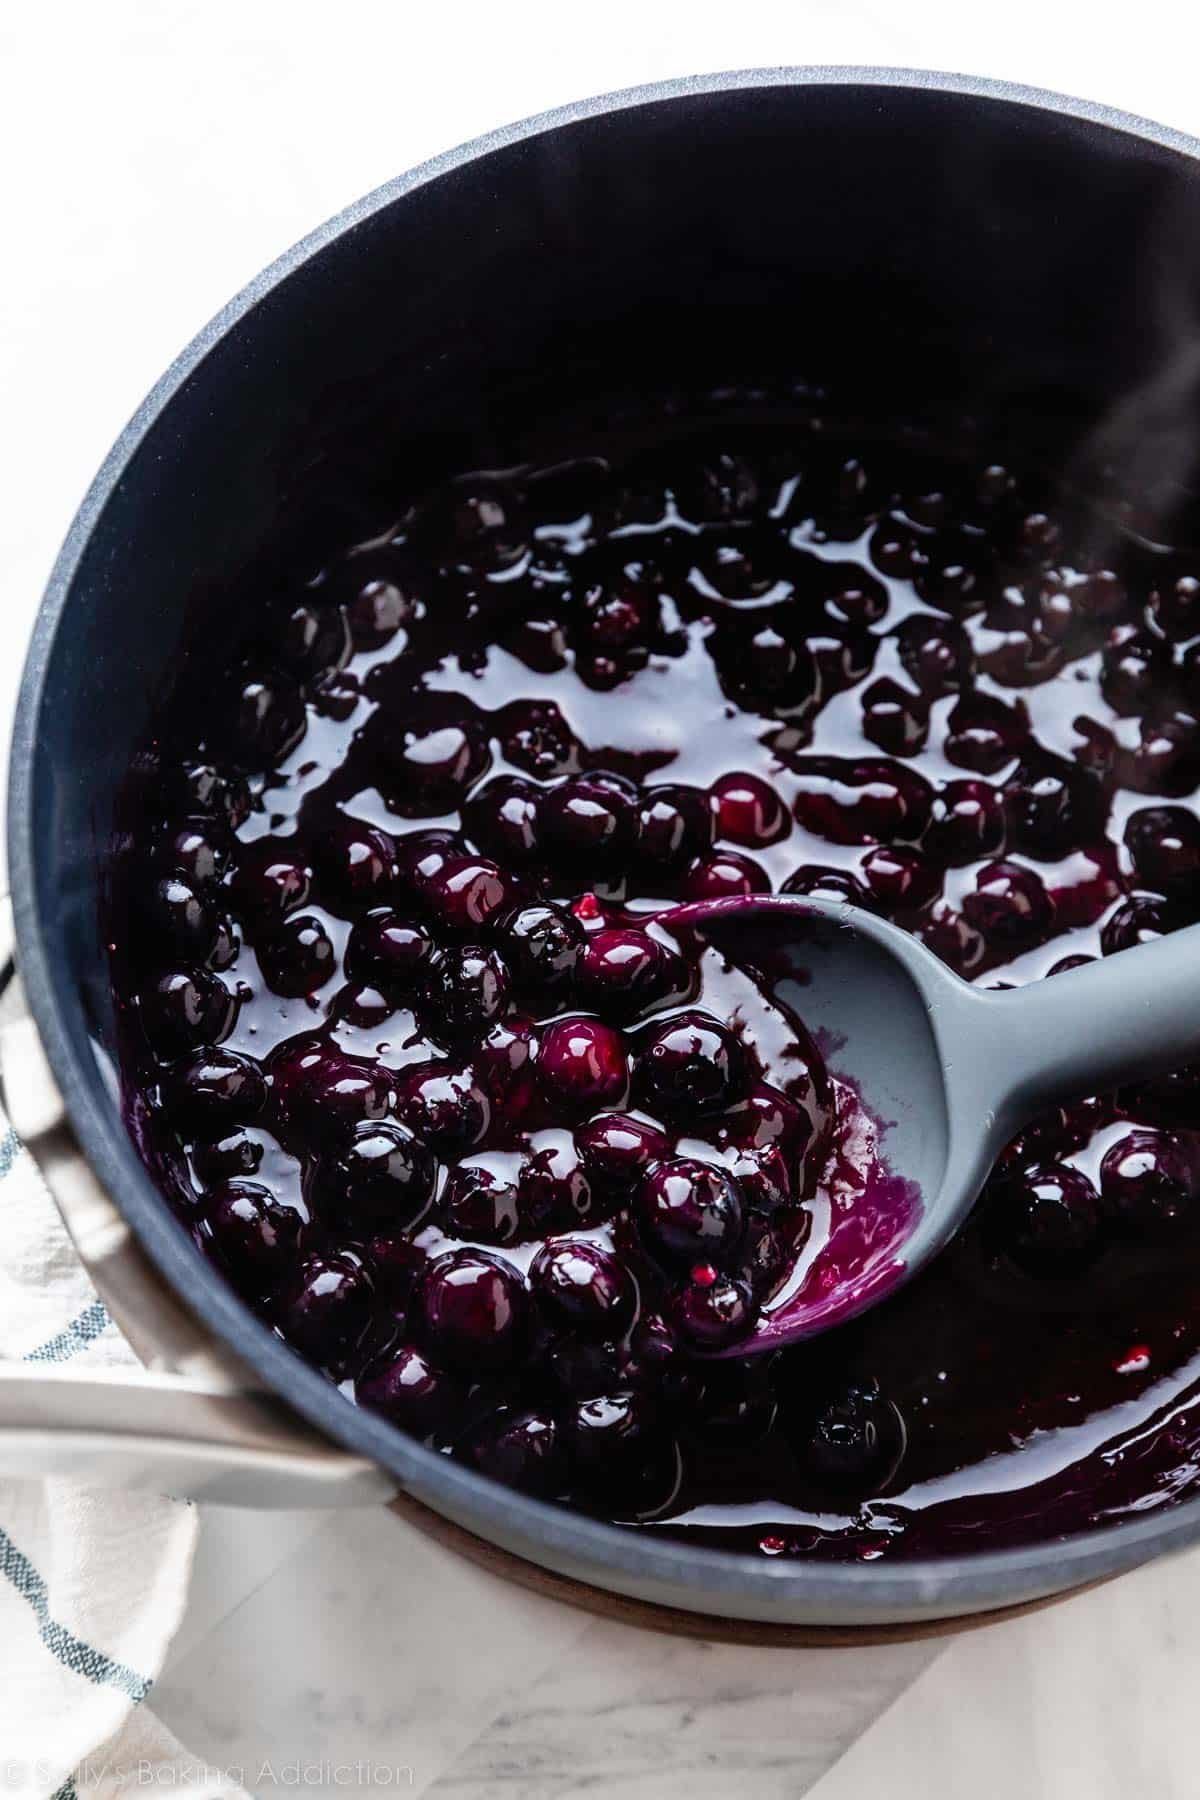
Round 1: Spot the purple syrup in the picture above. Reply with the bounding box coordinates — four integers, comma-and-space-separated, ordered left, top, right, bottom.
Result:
111, 420, 1200, 1562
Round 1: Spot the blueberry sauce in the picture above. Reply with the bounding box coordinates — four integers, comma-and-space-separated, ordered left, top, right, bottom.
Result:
112, 426, 1200, 1562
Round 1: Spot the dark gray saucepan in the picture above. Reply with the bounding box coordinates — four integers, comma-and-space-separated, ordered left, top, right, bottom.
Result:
11, 68, 1200, 1628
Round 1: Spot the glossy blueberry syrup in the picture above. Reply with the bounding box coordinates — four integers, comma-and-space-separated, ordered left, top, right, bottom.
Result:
112, 425, 1200, 1561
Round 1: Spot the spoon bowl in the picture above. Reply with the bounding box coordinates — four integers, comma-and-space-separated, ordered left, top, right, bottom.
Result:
665, 894, 1200, 1351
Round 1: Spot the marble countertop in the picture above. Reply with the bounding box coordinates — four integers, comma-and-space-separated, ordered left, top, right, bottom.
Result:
6, 3, 1200, 1792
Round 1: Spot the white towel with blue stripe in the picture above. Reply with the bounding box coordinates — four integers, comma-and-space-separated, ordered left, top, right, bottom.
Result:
0, 1120, 247, 1799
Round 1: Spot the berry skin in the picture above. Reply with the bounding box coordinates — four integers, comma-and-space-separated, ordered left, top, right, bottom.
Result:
637, 1158, 744, 1269
315, 1119, 437, 1233
538, 1017, 630, 1115
269, 1040, 395, 1144
635, 1011, 748, 1119
415, 1249, 527, 1372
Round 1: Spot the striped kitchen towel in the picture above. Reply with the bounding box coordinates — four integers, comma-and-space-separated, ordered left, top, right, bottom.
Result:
0, 1116, 247, 1799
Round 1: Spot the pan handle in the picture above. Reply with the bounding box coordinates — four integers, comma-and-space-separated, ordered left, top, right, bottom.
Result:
0, 917, 392, 1507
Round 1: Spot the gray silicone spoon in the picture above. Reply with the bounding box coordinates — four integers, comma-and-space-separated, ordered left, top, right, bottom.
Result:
662, 893, 1200, 1353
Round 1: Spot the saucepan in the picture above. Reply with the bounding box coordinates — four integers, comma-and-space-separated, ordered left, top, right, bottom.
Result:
7, 68, 1200, 1632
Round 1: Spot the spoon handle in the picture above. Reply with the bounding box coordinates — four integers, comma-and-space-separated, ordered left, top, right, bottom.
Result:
975, 921, 1200, 1122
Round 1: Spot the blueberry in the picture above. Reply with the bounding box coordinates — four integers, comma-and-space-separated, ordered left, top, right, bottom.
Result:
962, 860, 1053, 944
258, 915, 336, 997
681, 850, 771, 902
996, 1161, 1104, 1272
1124, 807, 1200, 899
279, 601, 350, 678
315, 1119, 436, 1232
517, 1133, 598, 1233
232, 840, 312, 921
1100, 1128, 1197, 1233
463, 1407, 562, 1495
799, 1382, 906, 1492
312, 820, 397, 909
441, 1161, 523, 1245
170, 1049, 267, 1138
708, 771, 789, 848
538, 1016, 629, 1115
200, 1179, 301, 1294
463, 775, 542, 866
398, 1063, 490, 1153
227, 671, 307, 767
141, 968, 235, 1054
540, 772, 638, 872
426, 944, 510, 1044
636, 783, 714, 873
497, 903, 584, 1005
357, 1344, 463, 1439
276, 1250, 375, 1367
576, 927, 688, 1023
530, 1239, 635, 1339
576, 1112, 672, 1198
635, 1010, 747, 1119
345, 911, 437, 1000
415, 1248, 527, 1372
637, 1157, 744, 1268
668, 1267, 757, 1349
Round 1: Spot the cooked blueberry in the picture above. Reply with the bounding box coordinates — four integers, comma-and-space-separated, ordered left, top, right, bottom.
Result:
270, 1039, 394, 1142
1004, 756, 1094, 857
962, 860, 1053, 944
541, 772, 638, 871
441, 1161, 523, 1245
741, 1211, 792, 1297
895, 614, 973, 694
635, 1011, 747, 1119
398, 1063, 490, 1153
170, 1049, 267, 1137
530, 1239, 635, 1338
316, 1119, 436, 1232
637, 1158, 744, 1268
518, 1132, 598, 1233
860, 677, 928, 757
781, 863, 874, 910
499, 699, 582, 778
348, 575, 414, 647
637, 783, 714, 872
927, 780, 1006, 866
180, 761, 251, 828
566, 1388, 658, 1473
381, 702, 490, 815
1101, 626, 1173, 716
276, 1250, 374, 1366
200, 1178, 300, 1293
191, 1130, 265, 1183
144, 875, 222, 961
576, 927, 687, 1023
357, 1344, 462, 1438
668, 1266, 757, 1349
279, 600, 350, 677
720, 1082, 812, 1158
576, 1112, 672, 1197
232, 840, 312, 920
799, 1382, 906, 1492
681, 850, 771, 902
723, 1143, 793, 1213
708, 771, 789, 848
497, 902, 584, 1004
415, 1248, 527, 1371
1100, 894, 1173, 955
312, 820, 397, 909
462, 775, 543, 865
444, 483, 528, 571
141, 968, 235, 1053
1124, 806, 1200, 899
345, 910, 436, 998
227, 671, 307, 766
426, 944, 510, 1043
943, 694, 1027, 774
858, 845, 939, 914
791, 758, 934, 845
421, 855, 512, 934
538, 1016, 629, 1115
166, 823, 231, 888
258, 915, 336, 997
996, 1161, 1103, 1272
1100, 1129, 1197, 1233
463, 1407, 562, 1494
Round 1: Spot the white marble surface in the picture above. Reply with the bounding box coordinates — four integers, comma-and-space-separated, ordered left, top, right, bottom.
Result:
8, 2, 1200, 1794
